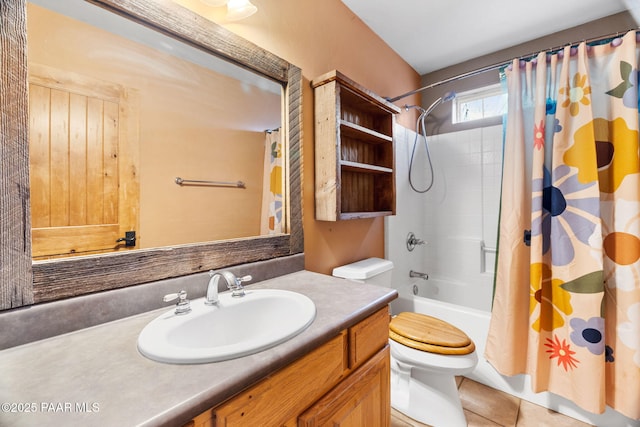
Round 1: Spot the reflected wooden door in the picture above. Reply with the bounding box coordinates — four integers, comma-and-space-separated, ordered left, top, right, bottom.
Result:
28, 64, 139, 259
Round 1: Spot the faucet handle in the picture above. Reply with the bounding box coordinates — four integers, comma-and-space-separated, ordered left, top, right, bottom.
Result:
163, 290, 191, 315
233, 275, 252, 297
406, 232, 427, 252
223, 272, 251, 297
163, 290, 183, 302
237, 275, 252, 284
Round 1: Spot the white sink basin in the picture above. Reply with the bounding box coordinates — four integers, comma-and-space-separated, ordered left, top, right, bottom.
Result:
138, 289, 316, 364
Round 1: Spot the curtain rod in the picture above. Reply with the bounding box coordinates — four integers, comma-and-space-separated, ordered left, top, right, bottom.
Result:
386, 28, 639, 103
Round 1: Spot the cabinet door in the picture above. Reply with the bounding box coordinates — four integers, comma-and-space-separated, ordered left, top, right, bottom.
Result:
213, 333, 347, 426
349, 307, 390, 369
298, 345, 390, 427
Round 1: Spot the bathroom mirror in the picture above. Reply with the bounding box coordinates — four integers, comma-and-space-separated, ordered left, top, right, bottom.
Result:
28, 0, 284, 258
0, 0, 303, 310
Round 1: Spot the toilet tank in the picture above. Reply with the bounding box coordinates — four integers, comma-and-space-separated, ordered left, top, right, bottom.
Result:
332, 257, 394, 287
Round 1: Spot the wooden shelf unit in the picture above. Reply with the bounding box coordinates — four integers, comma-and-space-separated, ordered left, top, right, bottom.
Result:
312, 70, 400, 221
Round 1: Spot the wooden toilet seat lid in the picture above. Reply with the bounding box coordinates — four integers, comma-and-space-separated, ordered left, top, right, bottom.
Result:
389, 312, 475, 355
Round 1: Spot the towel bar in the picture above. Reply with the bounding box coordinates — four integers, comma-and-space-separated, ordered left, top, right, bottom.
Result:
174, 177, 245, 188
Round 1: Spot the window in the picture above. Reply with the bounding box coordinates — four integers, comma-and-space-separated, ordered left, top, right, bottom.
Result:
452, 84, 507, 124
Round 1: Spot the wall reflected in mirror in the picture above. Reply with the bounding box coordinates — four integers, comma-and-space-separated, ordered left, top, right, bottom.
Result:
27, 0, 284, 260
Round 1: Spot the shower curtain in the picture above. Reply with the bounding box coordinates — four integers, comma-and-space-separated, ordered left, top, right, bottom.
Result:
485, 30, 640, 419
260, 129, 284, 235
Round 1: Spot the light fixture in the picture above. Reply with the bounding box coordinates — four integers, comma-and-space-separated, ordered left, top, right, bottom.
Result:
200, 0, 228, 6
226, 0, 257, 21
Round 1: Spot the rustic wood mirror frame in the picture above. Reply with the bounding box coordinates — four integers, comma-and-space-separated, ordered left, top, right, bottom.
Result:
0, 0, 303, 310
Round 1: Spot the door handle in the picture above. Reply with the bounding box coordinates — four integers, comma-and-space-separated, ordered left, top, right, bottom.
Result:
116, 231, 136, 247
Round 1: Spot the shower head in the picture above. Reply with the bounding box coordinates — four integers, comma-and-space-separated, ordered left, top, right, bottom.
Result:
442, 91, 456, 102
403, 92, 456, 117
422, 91, 456, 117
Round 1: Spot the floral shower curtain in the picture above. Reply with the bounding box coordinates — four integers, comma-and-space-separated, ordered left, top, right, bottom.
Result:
260, 129, 284, 234
485, 30, 640, 419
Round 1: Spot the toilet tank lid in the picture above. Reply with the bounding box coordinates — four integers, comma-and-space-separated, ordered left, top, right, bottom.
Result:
332, 257, 394, 280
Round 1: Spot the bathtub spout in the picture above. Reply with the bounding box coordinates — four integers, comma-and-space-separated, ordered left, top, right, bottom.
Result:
409, 270, 429, 280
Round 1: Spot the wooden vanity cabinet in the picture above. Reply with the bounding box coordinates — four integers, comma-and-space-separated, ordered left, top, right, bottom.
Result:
187, 306, 391, 427
312, 70, 400, 221
298, 347, 390, 426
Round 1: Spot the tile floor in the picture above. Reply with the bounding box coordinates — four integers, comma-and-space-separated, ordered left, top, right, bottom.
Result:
390, 377, 593, 427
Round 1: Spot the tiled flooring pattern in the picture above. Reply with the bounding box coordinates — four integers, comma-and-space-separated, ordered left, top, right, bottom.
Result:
391, 377, 593, 427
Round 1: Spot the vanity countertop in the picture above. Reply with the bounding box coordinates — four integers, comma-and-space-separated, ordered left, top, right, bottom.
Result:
0, 270, 397, 427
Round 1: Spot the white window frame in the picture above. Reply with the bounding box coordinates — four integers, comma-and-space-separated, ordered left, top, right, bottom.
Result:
452, 83, 506, 124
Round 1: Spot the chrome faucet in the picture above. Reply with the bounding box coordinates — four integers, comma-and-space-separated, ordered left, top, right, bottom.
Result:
206, 270, 252, 304
206, 270, 221, 305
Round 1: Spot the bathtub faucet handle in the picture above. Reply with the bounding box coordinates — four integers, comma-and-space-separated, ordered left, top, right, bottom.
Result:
406, 232, 426, 251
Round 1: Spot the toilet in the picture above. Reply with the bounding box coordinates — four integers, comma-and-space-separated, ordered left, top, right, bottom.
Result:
332, 257, 477, 427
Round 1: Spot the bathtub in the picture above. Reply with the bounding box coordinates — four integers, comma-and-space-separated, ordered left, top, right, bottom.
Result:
401, 276, 493, 312
390, 279, 639, 427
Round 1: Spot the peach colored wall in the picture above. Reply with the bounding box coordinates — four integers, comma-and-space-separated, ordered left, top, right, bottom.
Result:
179, 0, 422, 275
28, 4, 279, 249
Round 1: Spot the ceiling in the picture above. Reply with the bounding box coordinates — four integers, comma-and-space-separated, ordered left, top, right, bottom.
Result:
341, 0, 635, 75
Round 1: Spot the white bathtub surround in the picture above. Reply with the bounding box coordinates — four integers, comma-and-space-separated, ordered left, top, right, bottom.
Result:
386, 125, 640, 427
386, 125, 502, 310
